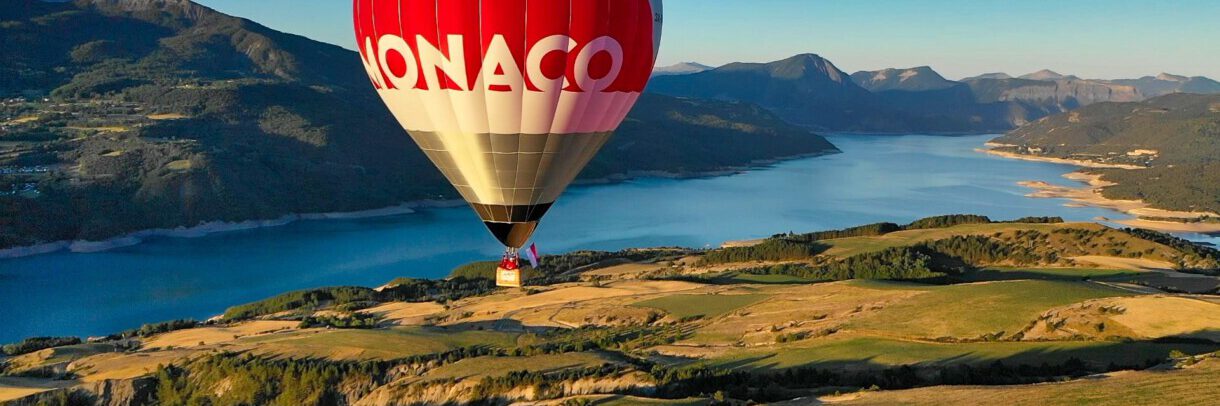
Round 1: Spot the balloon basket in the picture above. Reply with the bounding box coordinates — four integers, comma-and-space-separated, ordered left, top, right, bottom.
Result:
495, 248, 523, 288
496, 267, 522, 288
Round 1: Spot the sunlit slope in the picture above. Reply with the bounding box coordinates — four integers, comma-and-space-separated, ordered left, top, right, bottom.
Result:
4, 216, 1219, 404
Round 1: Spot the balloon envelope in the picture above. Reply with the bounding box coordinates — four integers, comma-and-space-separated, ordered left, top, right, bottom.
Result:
353, 0, 664, 247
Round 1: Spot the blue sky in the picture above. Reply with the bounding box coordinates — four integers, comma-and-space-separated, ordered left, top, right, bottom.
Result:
196, 0, 1220, 80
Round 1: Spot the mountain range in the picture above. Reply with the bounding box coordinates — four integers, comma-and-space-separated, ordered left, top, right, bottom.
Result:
651, 56, 1220, 133
0, 0, 836, 248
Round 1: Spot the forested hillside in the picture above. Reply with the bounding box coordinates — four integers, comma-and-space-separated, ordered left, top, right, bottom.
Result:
0, 0, 837, 248
993, 93, 1220, 213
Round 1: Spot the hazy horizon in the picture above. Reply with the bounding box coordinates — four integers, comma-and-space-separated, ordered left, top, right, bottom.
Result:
193, 0, 1220, 81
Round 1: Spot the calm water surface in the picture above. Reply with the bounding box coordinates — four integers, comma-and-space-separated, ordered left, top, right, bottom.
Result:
1, 134, 1214, 341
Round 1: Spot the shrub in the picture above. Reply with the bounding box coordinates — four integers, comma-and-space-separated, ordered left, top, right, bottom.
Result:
906, 214, 992, 230
2, 336, 82, 356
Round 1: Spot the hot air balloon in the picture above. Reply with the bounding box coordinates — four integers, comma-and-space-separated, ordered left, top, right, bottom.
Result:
353, 0, 664, 282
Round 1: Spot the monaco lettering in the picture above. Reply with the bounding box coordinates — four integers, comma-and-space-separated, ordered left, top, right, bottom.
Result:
360, 34, 624, 93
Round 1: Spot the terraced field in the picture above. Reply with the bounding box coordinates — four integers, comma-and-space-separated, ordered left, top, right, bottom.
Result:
4, 220, 1219, 404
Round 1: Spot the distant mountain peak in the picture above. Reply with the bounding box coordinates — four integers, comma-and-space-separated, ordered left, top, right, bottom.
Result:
850, 66, 956, 92
962, 72, 1013, 81
1156, 73, 1189, 82
1020, 69, 1068, 81
1111, 73, 1220, 98
765, 53, 847, 82
652, 62, 714, 76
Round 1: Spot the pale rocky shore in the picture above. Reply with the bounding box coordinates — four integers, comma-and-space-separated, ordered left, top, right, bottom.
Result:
978, 145, 1146, 170
1005, 161, 1220, 234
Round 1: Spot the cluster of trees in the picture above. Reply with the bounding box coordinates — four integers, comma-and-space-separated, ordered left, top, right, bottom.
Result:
821, 247, 947, 280
377, 277, 496, 303
298, 313, 380, 329
778, 222, 902, 243
0, 322, 197, 358
112, 319, 199, 339
770, 215, 1064, 246
740, 231, 1092, 283
153, 354, 369, 406
920, 235, 1048, 266
740, 247, 947, 282
1, 336, 81, 356
905, 214, 993, 230
1006, 216, 1065, 224
1122, 228, 1220, 272
222, 287, 381, 321
224, 277, 499, 321
698, 240, 826, 266
1123, 228, 1220, 262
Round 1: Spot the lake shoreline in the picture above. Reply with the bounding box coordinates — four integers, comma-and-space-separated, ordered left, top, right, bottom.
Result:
7, 133, 1214, 344
0, 149, 841, 259
985, 147, 1220, 234
978, 146, 1147, 170
0, 202, 451, 259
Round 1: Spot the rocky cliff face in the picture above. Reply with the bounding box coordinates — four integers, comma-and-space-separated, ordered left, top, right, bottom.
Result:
1112, 73, 1220, 98
996, 79, 1143, 108
349, 371, 654, 405
5, 377, 156, 406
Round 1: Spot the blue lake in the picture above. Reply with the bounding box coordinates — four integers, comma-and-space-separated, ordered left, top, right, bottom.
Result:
1, 134, 1214, 342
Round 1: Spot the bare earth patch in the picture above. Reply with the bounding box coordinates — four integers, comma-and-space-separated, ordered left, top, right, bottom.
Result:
147, 113, 188, 120
360, 302, 445, 326
140, 320, 298, 350
165, 159, 193, 171
583, 262, 666, 279
1108, 296, 1220, 341
69, 350, 199, 382
1070, 256, 1177, 272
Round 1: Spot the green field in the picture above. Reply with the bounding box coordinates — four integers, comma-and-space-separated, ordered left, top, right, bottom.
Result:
726, 273, 818, 284
633, 294, 771, 319
956, 267, 1139, 283
846, 280, 1131, 338
822, 223, 1067, 257
701, 336, 1220, 371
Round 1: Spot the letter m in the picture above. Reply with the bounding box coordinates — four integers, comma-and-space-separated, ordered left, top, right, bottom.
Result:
360, 37, 386, 89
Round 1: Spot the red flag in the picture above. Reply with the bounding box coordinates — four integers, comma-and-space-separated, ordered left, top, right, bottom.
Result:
526, 244, 540, 268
